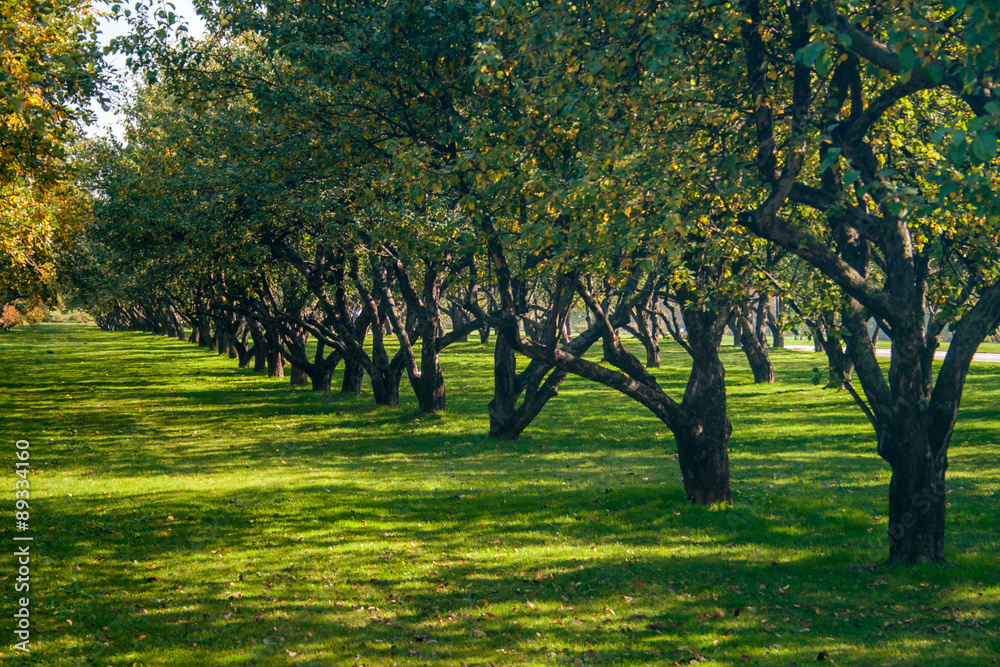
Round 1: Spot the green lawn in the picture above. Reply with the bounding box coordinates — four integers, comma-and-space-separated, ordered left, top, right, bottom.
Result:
1, 323, 998, 666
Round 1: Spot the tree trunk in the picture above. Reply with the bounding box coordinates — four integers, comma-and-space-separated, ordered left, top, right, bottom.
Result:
738, 305, 775, 383
253, 345, 267, 373
409, 290, 447, 413
307, 342, 341, 391
632, 307, 661, 369
488, 316, 604, 441
884, 419, 947, 564
676, 308, 733, 504
198, 320, 211, 348
289, 365, 308, 386
238, 345, 256, 369
448, 303, 470, 342
823, 331, 853, 389
767, 297, 784, 348
415, 342, 446, 413
370, 361, 403, 405
488, 328, 518, 438
310, 366, 335, 391
267, 350, 284, 378
341, 357, 364, 395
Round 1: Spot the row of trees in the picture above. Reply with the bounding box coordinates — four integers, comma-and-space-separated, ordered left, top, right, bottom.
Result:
67, 0, 1000, 566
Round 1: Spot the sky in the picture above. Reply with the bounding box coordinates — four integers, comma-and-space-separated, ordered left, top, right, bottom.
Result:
87, 0, 207, 138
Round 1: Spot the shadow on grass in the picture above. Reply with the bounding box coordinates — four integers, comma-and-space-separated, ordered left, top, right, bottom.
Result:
3, 324, 999, 666
34, 483, 1000, 666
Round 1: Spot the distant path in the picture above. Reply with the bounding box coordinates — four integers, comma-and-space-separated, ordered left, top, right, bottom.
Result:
782, 344, 1000, 364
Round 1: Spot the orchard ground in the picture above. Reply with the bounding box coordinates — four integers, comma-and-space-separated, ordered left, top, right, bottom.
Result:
1, 323, 998, 666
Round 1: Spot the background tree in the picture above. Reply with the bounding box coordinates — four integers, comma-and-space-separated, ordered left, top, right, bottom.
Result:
0, 0, 105, 325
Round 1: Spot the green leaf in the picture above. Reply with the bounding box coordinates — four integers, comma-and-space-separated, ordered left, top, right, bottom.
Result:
970, 131, 998, 163
948, 140, 967, 167
898, 43, 917, 71
796, 41, 827, 68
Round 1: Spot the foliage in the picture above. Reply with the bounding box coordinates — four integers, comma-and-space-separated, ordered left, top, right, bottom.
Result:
0, 0, 106, 325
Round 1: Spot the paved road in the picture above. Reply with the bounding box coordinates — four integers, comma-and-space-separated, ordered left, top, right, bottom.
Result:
783, 344, 1000, 364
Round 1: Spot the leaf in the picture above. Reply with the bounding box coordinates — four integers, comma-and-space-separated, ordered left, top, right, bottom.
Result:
472, 629, 487, 637
970, 131, 997, 163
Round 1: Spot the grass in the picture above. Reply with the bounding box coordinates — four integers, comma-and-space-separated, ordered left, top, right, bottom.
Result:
1, 323, 998, 666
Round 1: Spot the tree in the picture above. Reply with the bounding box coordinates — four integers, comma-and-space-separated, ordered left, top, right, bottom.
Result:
0, 0, 105, 323
731, 0, 1000, 563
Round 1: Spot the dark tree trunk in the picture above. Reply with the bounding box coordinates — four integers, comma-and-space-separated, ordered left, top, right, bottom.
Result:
823, 330, 854, 389
267, 349, 284, 378
447, 301, 470, 342
369, 359, 403, 405
729, 315, 742, 346
676, 306, 733, 504
269, 353, 285, 378
409, 285, 447, 413
767, 297, 785, 348
209, 324, 220, 352
198, 320, 211, 348
488, 328, 519, 438
630, 306, 661, 369
883, 420, 947, 564
239, 345, 256, 369
488, 311, 605, 441
414, 339, 446, 413
644, 335, 660, 369
247, 325, 267, 372
489, 369, 570, 441
310, 366, 335, 391
808, 313, 853, 389
307, 342, 341, 391
738, 304, 775, 384
341, 357, 364, 395
289, 365, 308, 386
479, 326, 491, 345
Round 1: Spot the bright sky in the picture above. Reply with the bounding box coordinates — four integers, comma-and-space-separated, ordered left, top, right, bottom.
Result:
87, 0, 207, 139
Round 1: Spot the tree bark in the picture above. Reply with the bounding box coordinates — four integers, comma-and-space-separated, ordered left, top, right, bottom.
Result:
488, 328, 519, 438
738, 302, 775, 383
267, 350, 284, 378
766, 297, 785, 348
676, 305, 734, 504
289, 365, 308, 386
341, 357, 364, 395
883, 419, 947, 564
